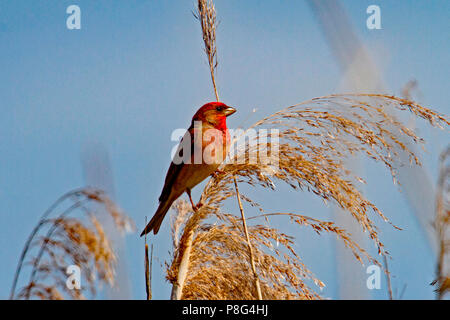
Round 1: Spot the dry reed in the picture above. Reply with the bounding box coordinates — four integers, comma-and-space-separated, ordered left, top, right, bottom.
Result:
194, 0, 264, 299
194, 0, 219, 101
166, 92, 448, 299
10, 188, 134, 300
163, 0, 450, 300
144, 217, 153, 300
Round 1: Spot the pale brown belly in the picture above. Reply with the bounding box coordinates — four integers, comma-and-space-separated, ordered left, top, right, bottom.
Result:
173, 163, 220, 192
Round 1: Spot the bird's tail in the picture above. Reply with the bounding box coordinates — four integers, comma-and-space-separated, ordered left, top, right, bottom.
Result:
140, 199, 174, 236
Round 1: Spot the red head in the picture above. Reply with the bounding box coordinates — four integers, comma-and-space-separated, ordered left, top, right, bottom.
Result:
192, 102, 236, 131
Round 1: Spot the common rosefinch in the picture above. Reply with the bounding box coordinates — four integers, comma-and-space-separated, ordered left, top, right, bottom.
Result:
140, 102, 236, 236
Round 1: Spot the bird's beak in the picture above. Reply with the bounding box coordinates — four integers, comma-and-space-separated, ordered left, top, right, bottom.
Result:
223, 106, 236, 116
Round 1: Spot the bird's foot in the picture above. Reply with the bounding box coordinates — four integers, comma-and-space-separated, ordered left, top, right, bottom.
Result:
192, 202, 204, 212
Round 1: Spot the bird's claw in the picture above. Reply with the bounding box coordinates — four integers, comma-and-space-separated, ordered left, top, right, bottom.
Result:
192, 202, 204, 212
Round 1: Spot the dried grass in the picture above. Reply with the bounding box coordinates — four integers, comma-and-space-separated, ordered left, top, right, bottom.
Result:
194, 0, 219, 101
162, 0, 450, 300
166, 93, 448, 299
10, 188, 134, 300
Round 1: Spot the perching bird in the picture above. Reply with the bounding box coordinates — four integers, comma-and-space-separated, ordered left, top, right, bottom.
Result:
140, 102, 236, 236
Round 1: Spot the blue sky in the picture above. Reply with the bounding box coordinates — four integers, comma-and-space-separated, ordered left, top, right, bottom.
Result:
0, 0, 449, 299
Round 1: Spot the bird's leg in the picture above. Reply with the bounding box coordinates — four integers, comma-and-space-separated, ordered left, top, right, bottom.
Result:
186, 189, 196, 210
186, 189, 203, 212
210, 168, 226, 179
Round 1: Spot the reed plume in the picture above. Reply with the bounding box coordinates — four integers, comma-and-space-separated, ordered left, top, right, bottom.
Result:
10, 188, 134, 300
162, 0, 450, 300
194, 0, 219, 101
166, 92, 449, 299
200, 0, 264, 299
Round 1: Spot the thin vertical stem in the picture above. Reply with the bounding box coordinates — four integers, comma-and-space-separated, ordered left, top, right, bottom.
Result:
144, 243, 151, 300
144, 216, 152, 300
233, 177, 263, 300
211, 72, 219, 102
383, 255, 393, 300
196, 0, 219, 102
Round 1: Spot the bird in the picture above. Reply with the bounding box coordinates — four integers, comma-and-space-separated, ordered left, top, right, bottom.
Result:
140, 102, 236, 236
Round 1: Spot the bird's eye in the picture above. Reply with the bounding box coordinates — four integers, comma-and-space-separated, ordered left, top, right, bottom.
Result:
216, 106, 223, 111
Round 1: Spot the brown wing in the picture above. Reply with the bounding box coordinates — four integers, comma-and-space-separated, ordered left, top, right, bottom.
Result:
158, 161, 182, 203
158, 127, 195, 203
